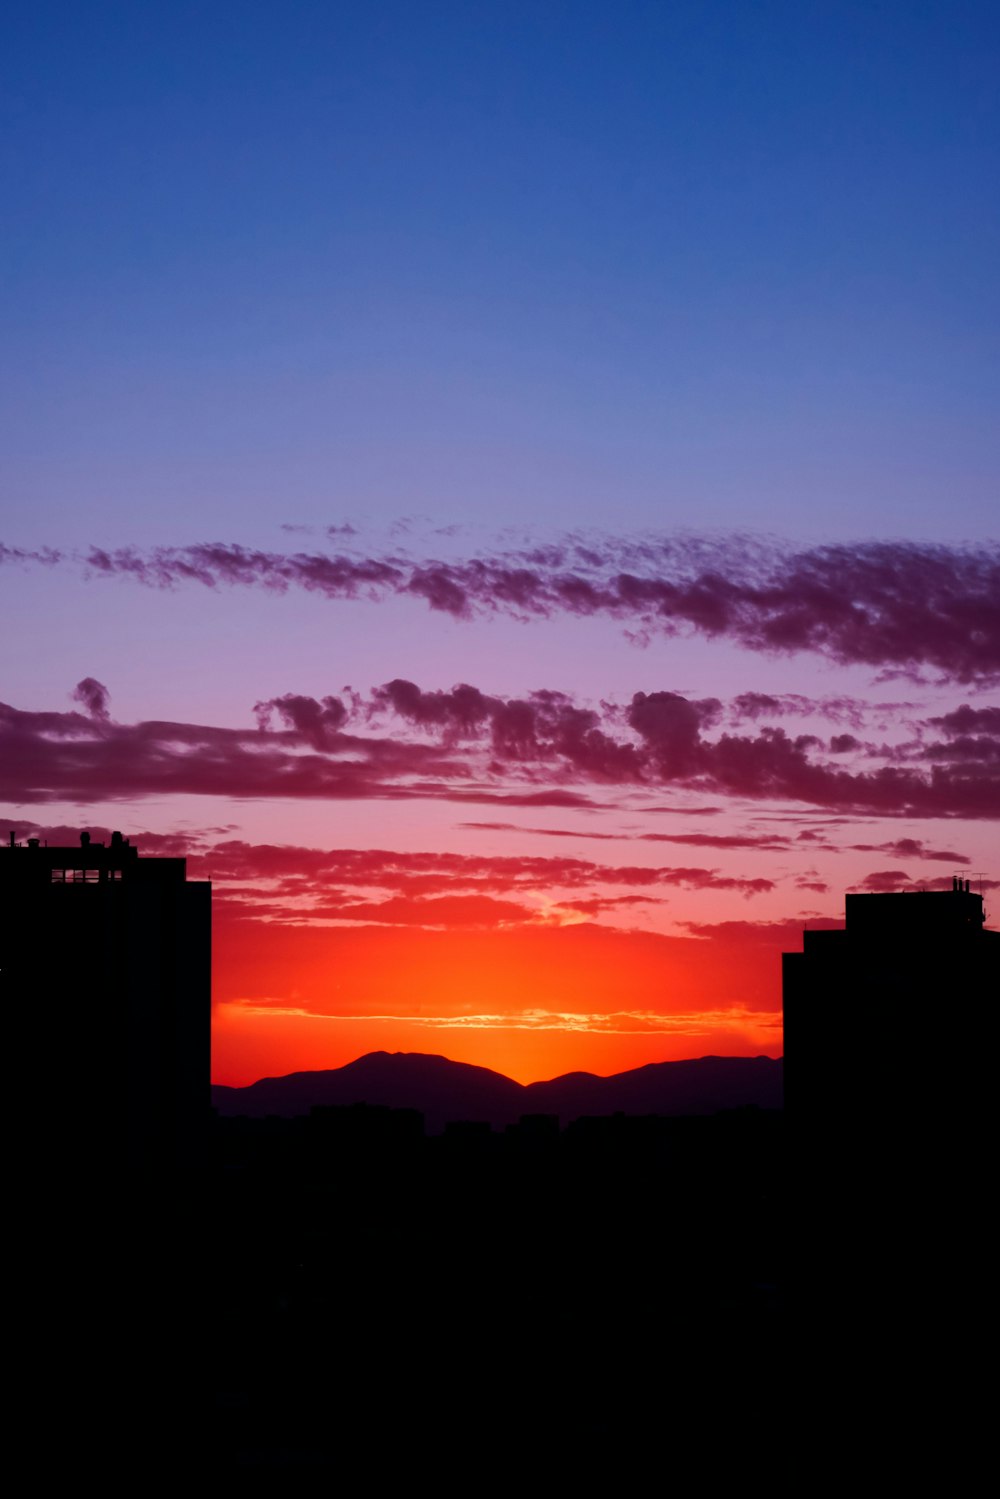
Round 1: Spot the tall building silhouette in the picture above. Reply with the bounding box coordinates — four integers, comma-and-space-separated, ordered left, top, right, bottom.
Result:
1, 829, 211, 1171
782, 880, 998, 1126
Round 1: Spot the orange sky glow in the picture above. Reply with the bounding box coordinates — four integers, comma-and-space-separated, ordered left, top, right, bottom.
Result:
212, 909, 787, 1084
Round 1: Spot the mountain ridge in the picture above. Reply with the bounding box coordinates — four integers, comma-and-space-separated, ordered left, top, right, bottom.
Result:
212, 1050, 783, 1133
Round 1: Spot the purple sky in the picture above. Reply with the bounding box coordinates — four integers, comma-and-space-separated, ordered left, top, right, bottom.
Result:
3, 4, 997, 1081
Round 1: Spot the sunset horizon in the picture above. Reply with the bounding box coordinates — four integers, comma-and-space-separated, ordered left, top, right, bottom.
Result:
4, 2, 996, 1093
5, 7, 997, 1476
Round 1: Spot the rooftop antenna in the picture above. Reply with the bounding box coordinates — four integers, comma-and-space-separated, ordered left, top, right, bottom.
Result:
969, 873, 990, 928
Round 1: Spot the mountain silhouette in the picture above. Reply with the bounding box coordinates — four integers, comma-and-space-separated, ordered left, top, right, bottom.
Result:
212, 1050, 782, 1132
525, 1054, 784, 1119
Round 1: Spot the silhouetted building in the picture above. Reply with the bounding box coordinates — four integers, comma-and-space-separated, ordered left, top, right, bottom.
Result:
1, 829, 211, 1171
782, 880, 998, 1126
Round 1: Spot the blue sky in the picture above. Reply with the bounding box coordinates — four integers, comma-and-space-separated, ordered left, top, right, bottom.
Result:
4, 1, 997, 544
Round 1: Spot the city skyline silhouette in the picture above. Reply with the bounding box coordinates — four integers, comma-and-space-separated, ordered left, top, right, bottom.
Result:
6, 822, 995, 1129
3, 6, 996, 1475
5, 826, 996, 1478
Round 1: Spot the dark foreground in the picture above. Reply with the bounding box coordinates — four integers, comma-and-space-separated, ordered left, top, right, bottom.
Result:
31, 1106, 784, 1479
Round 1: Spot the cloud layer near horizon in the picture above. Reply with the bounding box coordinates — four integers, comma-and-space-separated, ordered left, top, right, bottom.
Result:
4, 531, 998, 683
7, 817, 987, 918
11, 805, 990, 1083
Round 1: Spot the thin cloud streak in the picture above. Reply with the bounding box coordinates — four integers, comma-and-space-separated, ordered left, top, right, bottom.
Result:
228, 1002, 778, 1036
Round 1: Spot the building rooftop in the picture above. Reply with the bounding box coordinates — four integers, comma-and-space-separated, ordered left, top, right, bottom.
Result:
844, 881, 986, 934
2, 830, 187, 883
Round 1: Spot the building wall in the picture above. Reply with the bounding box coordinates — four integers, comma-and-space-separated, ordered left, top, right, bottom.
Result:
1, 839, 211, 1173
782, 889, 998, 1133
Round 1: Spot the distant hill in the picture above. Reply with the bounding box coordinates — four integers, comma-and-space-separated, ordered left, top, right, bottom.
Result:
212, 1051, 783, 1133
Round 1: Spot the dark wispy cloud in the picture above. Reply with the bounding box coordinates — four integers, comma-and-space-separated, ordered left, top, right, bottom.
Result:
681, 917, 845, 943
845, 838, 969, 864
3, 678, 998, 818
0, 690, 470, 805
619, 689, 999, 818
829, 733, 862, 754
284, 892, 538, 929
728, 692, 917, 728
71, 677, 111, 722
372, 679, 645, 780
195, 840, 774, 901
639, 830, 792, 850
918, 702, 1000, 766
926, 705, 1000, 736
454, 820, 749, 844
849, 870, 1000, 894
0, 543, 60, 567
4, 532, 998, 682
456, 821, 976, 865
457, 821, 621, 841
253, 692, 350, 750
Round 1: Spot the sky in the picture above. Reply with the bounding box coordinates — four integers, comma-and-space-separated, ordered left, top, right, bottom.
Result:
2, 2, 997, 1084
